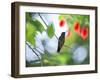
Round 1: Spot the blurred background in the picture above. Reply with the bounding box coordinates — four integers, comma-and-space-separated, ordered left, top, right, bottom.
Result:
26, 12, 90, 67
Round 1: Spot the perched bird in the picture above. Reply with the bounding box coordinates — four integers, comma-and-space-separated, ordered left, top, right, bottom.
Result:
39, 14, 68, 53
57, 32, 65, 52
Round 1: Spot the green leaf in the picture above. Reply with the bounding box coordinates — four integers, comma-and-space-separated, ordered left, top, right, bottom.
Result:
31, 19, 45, 33
26, 22, 36, 46
47, 24, 55, 38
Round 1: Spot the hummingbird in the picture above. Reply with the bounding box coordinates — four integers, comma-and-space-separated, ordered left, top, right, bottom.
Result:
57, 32, 65, 52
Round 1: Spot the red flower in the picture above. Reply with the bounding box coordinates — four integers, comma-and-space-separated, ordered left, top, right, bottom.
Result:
59, 19, 65, 27
80, 27, 88, 40
74, 22, 80, 35
74, 21, 88, 40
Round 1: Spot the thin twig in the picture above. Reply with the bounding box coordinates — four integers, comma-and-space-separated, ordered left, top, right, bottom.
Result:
26, 42, 41, 62
63, 45, 72, 49
34, 46, 44, 53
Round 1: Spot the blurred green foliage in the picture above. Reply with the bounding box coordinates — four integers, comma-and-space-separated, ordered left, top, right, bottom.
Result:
26, 22, 36, 45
